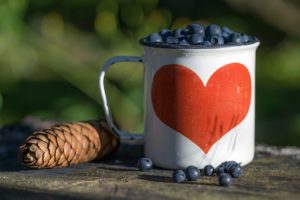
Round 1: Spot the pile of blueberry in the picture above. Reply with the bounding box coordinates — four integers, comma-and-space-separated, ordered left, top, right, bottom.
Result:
137, 157, 242, 187
141, 23, 257, 47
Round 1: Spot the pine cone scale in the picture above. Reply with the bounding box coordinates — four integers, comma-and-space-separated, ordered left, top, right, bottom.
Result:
54, 147, 61, 163
68, 149, 75, 162
27, 138, 38, 144
37, 140, 48, 151
57, 153, 65, 166
43, 148, 51, 164
28, 144, 37, 152
47, 134, 57, 147
35, 134, 49, 143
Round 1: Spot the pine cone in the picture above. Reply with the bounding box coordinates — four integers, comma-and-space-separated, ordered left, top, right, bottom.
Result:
19, 120, 119, 169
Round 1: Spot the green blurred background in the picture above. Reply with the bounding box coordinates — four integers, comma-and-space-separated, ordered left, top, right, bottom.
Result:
0, 0, 299, 146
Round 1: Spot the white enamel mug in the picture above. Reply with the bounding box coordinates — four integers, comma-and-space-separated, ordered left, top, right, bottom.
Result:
99, 41, 259, 169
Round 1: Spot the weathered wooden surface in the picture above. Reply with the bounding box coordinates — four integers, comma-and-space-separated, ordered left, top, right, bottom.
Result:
0, 118, 300, 200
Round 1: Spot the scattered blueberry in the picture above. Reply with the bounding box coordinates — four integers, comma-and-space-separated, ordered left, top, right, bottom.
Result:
205, 24, 222, 36
172, 170, 186, 183
137, 157, 153, 171
187, 24, 205, 35
217, 161, 243, 179
203, 165, 214, 176
215, 166, 225, 175
218, 173, 232, 187
190, 34, 204, 45
147, 33, 162, 43
186, 166, 201, 181
225, 161, 239, 170
228, 163, 242, 178
142, 23, 257, 47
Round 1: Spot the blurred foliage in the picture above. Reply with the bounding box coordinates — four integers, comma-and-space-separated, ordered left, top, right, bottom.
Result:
0, 0, 299, 146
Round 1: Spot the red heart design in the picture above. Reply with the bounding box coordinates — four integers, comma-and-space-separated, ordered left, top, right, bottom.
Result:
151, 63, 251, 153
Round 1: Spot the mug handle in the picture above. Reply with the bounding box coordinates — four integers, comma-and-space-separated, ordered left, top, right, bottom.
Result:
99, 56, 144, 143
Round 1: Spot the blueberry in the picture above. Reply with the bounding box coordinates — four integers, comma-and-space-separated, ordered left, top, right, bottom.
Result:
202, 41, 212, 46
172, 170, 186, 183
190, 34, 204, 45
182, 28, 191, 36
147, 33, 162, 43
166, 36, 179, 44
209, 35, 224, 45
222, 32, 231, 41
228, 161, 239, 167
187, 24, 205, 35
137, 157, 153, 171
205, 24, 222, 36
222, 27, 233, 34
228, 33, 242, 44
218, 173, 232, 187
215, 166, 225, 175
240, 34, 249, 44
248, 36, 257, 43
220, 161, 236, 171
159, 29, 171, 39
203, 165, 214, 176
179, 38, 189, 45
218, 161, 243, 178
229, 164, 242, 178
186, 166, 200, 181
173, 28, 184, 38
223, 161, 237, 169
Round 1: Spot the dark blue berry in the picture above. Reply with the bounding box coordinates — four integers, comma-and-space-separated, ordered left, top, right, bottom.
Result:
209, 35, 224, 45
173, 28, 184, 38
137, 158, 153, 171
187, 24, 205, 35
203, 165, 214, 176
182, 28, 191, 35
215, 166, 225, 175
222, 32, 231, 41
223, 161, 237, 169
248, 36, 257, 43
222, 27, 233, 34
172, 170, 186, 183
229, 164, 242, 178
205, 24, 222, 36
218, 173, 232, 187
220, 161, 236, 172
190, 34, 204, 45
147, 33, 162, 43
166, 36, 179, 44
186, 166, 200, 181
179, 38, 189, 45
159, 29, 171, 39
202, 41, 212, 46
241, 35, 249, 44
228, 33, 242, 44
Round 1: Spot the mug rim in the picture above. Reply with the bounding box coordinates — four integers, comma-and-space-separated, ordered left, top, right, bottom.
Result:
139, 38, 260, 51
